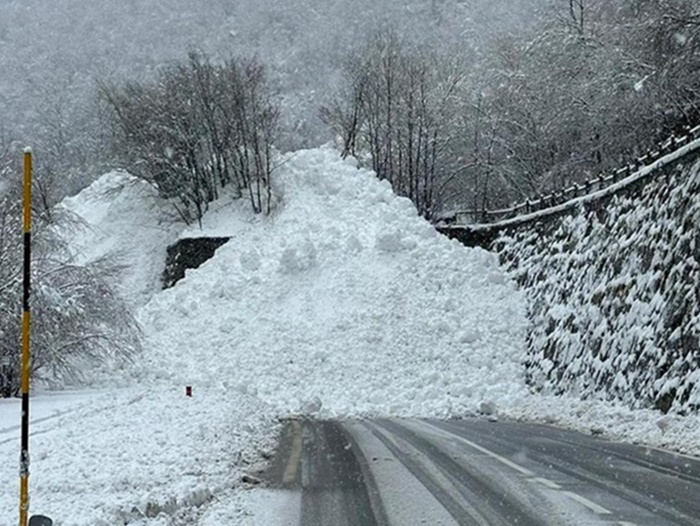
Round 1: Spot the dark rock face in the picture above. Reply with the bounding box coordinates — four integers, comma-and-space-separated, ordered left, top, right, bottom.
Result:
162, 237, 230, 289
436, 226, 501, 249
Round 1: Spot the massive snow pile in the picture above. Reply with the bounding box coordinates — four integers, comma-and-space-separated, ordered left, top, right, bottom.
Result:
498, 158, 700, 413
4, 147, 700, 525
137, 147, 528, 418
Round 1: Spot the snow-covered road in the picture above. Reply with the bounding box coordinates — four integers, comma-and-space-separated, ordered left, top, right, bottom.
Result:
264, 418, 700, 525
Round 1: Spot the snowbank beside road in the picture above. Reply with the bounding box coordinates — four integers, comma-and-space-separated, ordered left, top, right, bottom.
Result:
0, 387, 277, 525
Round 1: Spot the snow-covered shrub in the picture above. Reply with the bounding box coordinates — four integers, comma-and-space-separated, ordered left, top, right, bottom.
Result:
0, 178, 141, 397
497, 159, 700, 413
100, 51, 280, 225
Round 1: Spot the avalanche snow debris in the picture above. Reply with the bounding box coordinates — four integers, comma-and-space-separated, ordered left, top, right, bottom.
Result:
137, 147, 528, 418
59, 171, 181, 309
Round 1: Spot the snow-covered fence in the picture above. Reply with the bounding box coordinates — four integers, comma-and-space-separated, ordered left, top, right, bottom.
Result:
437, 124, 700, 230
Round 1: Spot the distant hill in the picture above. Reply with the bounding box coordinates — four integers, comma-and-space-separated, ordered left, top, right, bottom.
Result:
0, 0, 538, 151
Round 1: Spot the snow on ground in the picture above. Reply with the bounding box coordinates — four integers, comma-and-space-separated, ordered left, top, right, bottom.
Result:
2, 146, 700, 525
0, 387, 277, 525
0, 391, 104, 436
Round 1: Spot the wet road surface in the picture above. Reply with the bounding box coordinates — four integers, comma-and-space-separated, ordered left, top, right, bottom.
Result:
264, 418, 700, 526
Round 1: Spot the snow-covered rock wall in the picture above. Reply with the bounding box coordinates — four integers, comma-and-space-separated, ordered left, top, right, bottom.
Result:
497, 159, 700, 413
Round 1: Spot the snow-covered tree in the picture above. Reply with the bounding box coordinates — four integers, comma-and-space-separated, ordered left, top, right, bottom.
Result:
449, 0, 700, 209
0, 152, 140, 398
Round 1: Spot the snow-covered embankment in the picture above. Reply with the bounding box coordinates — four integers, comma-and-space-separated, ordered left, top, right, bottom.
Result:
498, 158, 700, 414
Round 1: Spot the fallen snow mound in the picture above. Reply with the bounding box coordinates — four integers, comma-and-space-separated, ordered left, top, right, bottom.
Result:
137, 147, 527, 418
60, 171, 181, 308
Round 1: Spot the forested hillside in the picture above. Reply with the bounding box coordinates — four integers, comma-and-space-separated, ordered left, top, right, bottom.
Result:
497, 157, 700, 414
2, 0, 700, 213
0, 0, 537, 197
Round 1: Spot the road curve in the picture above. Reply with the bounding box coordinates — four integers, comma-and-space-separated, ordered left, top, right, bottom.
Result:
265, 417, 700, 526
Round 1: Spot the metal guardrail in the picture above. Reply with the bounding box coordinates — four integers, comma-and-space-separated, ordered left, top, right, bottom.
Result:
437, 124, 700, 228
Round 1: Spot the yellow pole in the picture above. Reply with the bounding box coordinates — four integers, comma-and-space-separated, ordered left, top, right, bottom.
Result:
19, 147, 32, 526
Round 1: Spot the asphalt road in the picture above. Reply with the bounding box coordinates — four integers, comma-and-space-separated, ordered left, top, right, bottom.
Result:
265, 417, 700, 526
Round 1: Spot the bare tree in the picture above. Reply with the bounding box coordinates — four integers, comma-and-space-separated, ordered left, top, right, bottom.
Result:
100, 52, 280, 224
324, 33, 465, 220
568, 0, 586, 35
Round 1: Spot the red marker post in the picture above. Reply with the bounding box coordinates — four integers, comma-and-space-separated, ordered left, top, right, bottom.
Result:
185, 386, 192, 397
